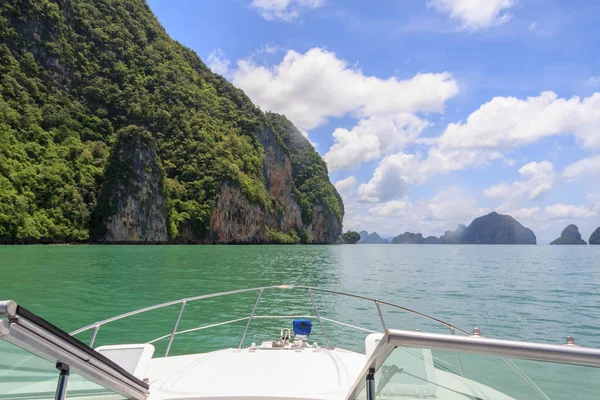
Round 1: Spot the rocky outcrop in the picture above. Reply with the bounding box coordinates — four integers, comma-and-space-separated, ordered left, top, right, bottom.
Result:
440, 224, 467, 244
92, 126, 168, 243
460, 212, 536, 244
359, 231, 389, 244
392, 232, 425, 244
550, 225, 587, 245
590, 227, 600, 245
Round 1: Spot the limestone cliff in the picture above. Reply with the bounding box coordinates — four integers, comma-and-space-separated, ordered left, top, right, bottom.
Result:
550, 224, 587, 245
91, 126, 168, 243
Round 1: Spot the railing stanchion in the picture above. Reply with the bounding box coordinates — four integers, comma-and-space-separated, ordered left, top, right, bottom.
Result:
238, 289, 263, 348
366, 369, 375, 400
54, 362, 70, 400
89, 325, 100, 347
165, 300, 186, 357
375, 301, 387, 331
308, 288, 330, 350
450, 327, 465, 376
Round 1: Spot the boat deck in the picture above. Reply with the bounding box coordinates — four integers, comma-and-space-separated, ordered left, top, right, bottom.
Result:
146, 347, 366, 400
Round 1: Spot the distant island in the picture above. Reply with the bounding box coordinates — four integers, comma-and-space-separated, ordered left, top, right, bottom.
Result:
341, 231, 361, 244
589, 227, 600, 245
550, 225, 587, 245
352, 212, 538, 245
392, 232, 440, 244
359, 231, 389, 244
346, 213, 600, 246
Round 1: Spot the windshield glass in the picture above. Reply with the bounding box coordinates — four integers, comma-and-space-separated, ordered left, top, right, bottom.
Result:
371, 346, 599, 400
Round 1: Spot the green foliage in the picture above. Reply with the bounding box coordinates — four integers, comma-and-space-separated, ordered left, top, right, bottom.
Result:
0, 0, 278, 242
265, 113, 344, 225
342, 230, 360, 244
267, 227, 300, 244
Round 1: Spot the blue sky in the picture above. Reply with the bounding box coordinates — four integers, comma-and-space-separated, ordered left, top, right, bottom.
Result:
147, 0, 600, 243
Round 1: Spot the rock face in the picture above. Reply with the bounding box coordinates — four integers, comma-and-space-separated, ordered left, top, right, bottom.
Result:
359, 231, 389, 244
439, 225, 467, 244
209, 183, 265, 244
460, 212, 536, 244
550, 225, 587, 245
590, 227, 600, 245
91, 127, 168, 243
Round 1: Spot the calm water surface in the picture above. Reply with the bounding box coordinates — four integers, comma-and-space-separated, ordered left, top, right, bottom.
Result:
1, 245, 599, 397
1, 244, 598, 346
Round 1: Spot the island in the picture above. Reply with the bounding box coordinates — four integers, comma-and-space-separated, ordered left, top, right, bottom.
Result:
439, 225, 467, 244
359, 231, 389, 244
590, 227, 600, 245
550, 225, 587, 245
342, 231, 361, 244
460, 212, 536, 244
392, 233, 440, 244
386, 212, 536, 245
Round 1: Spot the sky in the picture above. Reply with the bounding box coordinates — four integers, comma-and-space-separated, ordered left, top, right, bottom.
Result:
147, 0, 600, 243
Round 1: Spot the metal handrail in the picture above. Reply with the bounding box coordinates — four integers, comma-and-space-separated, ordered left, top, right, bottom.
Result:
1, 303, 149, 400
68, 285, 474, 355
386, 329, 600, 368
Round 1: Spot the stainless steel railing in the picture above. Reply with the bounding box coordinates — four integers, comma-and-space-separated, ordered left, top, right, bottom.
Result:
1, 301, 149, 400
345, 329, 600, 400
69, 285, 470, 356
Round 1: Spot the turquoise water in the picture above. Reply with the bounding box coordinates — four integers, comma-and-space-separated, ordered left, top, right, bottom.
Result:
1, 245, 599, 398
1, 244, 598, 347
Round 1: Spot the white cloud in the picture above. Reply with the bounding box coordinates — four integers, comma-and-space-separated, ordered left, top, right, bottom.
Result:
333, 176, 356, 203
369, 198, 413, 218
250, 0, 325, 22
426, 187, 485, 221
344, 187, 485, 237
207, 49, 231, 78
485, 161, 556, 202
428, 0, 516, 31
232, 48, 458, 130
544, 203, 596, 219
357, 153, 417, 203
439, 91, 600, 150
563, 155, 600, 182
357, 148, 498, 203
508, 204, 596, 220
587, 76, 600, 87
509, 207, 542, 219
324, 114, 430, 171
